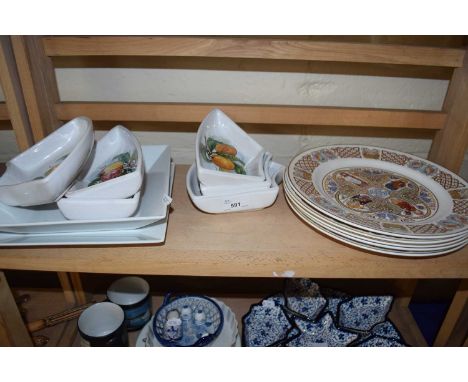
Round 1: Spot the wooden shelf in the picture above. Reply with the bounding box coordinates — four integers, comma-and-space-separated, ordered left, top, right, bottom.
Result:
1, 165, 468, 279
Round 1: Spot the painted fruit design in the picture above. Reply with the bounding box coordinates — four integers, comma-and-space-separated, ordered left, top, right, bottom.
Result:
88, 151, 137, 187
201, 137, 246, 174
323, 167, 438, 223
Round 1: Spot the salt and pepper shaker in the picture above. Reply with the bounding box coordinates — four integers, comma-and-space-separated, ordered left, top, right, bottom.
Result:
164, 310, 182, 341
194, 308, 208, 339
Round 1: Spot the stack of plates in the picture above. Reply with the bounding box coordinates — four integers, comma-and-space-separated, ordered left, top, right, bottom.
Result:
284, 145, 468, 257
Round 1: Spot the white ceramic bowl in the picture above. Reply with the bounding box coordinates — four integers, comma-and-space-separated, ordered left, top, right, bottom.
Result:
195, 109, 266, 186
0, 117, 94, 207
57, 191, 140, 220
200, 152, 273, 196
65, 125, 144, 199
187, 161, 284, 214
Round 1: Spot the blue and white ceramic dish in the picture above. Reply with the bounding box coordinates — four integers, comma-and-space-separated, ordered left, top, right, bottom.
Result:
357, 335, 406, 347
338, 296, 393, 332
371, 320, 403, 341
153, 294, 223, 347
288, 313, 358, 347
320, 287, 349, 320
284, 279, 327, 321
243, 299, 296, 347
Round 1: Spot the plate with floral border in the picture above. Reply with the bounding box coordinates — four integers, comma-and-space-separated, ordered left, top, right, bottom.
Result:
287, 145, 468, 240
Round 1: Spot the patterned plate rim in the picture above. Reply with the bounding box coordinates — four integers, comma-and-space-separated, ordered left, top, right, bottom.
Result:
287, 145, 468, 239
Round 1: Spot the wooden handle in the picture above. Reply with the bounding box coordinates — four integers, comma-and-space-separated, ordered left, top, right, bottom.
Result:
26, 301, 96, 333
27, 319, 46, 333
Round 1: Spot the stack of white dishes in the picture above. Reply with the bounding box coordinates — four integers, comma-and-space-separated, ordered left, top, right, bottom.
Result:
136, 298, 240, 347
187, 109, 284, 213
284, 145, 468, 257
0, 117, 174, 246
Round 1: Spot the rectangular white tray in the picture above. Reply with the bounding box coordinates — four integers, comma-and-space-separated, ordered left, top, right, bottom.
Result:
0, 145, 171, 234
0, 162, 175, 246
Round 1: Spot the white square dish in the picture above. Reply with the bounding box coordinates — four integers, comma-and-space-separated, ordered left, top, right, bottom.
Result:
0, 116, 94, 207
0, 145, 171, 234
187, 161, 284, 214
57, 191, 141, 220
195, 109, 266, 186
65, 125, 144, 199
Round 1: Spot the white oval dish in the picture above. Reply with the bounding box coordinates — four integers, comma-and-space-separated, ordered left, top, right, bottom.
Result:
195, 109, 266, 186
57, 191, 140, 220
187, 161, 284, 214
65, 125, 144, 199
0, 116, 94, 207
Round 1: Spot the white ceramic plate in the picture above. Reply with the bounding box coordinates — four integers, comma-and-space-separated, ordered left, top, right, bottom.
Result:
0, 146, 171, 234
195, 108, 266, 186
136, 298, 240, 347
284, 172, 468, 248
288, 145, 468, 239
0, 163, 174, 246
0, 116, 94, 207
187, 161, 284, 214
66, 125, 144, 199
285, 194, 467, 257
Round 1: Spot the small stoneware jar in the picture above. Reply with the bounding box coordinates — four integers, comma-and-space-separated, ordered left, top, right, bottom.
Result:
107, 276, 152, 331
78, 302, 128, 347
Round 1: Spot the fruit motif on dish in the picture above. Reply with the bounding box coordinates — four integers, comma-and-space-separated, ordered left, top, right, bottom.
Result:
88, 151, 137, 187
201, 137, 246, 175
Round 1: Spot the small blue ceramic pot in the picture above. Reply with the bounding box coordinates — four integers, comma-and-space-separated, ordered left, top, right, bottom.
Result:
153, 294, 223, 347
107, 276, 152, 331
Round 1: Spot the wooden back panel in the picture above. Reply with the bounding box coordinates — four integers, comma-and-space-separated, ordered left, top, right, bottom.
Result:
9, 36, 468, 173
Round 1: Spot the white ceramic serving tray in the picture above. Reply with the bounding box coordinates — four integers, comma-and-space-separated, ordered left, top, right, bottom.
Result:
0, 145, 171, 234
0, 116, 94, 207
0, 163, 175, 246
187, 161, 284, 214
195, 109, 266, 186
66, 125, 144, 199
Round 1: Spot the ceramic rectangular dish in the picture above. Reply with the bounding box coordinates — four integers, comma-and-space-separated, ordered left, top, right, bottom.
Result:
0, 145, 171, 234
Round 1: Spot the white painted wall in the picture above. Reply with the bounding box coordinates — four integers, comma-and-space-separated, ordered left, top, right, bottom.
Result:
1, 68, 466, 177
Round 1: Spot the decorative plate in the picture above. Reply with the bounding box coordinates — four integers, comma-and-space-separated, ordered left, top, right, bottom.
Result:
357, 335, 406, 347
371, 320, 403, 341
283, 279, 327, 321
287, 313, 358, 347
284, 175, 468, 249
287, 145, 468, 239
285, 192, 468, 257
243, 299, 296, 347
338, 296, 393, 332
